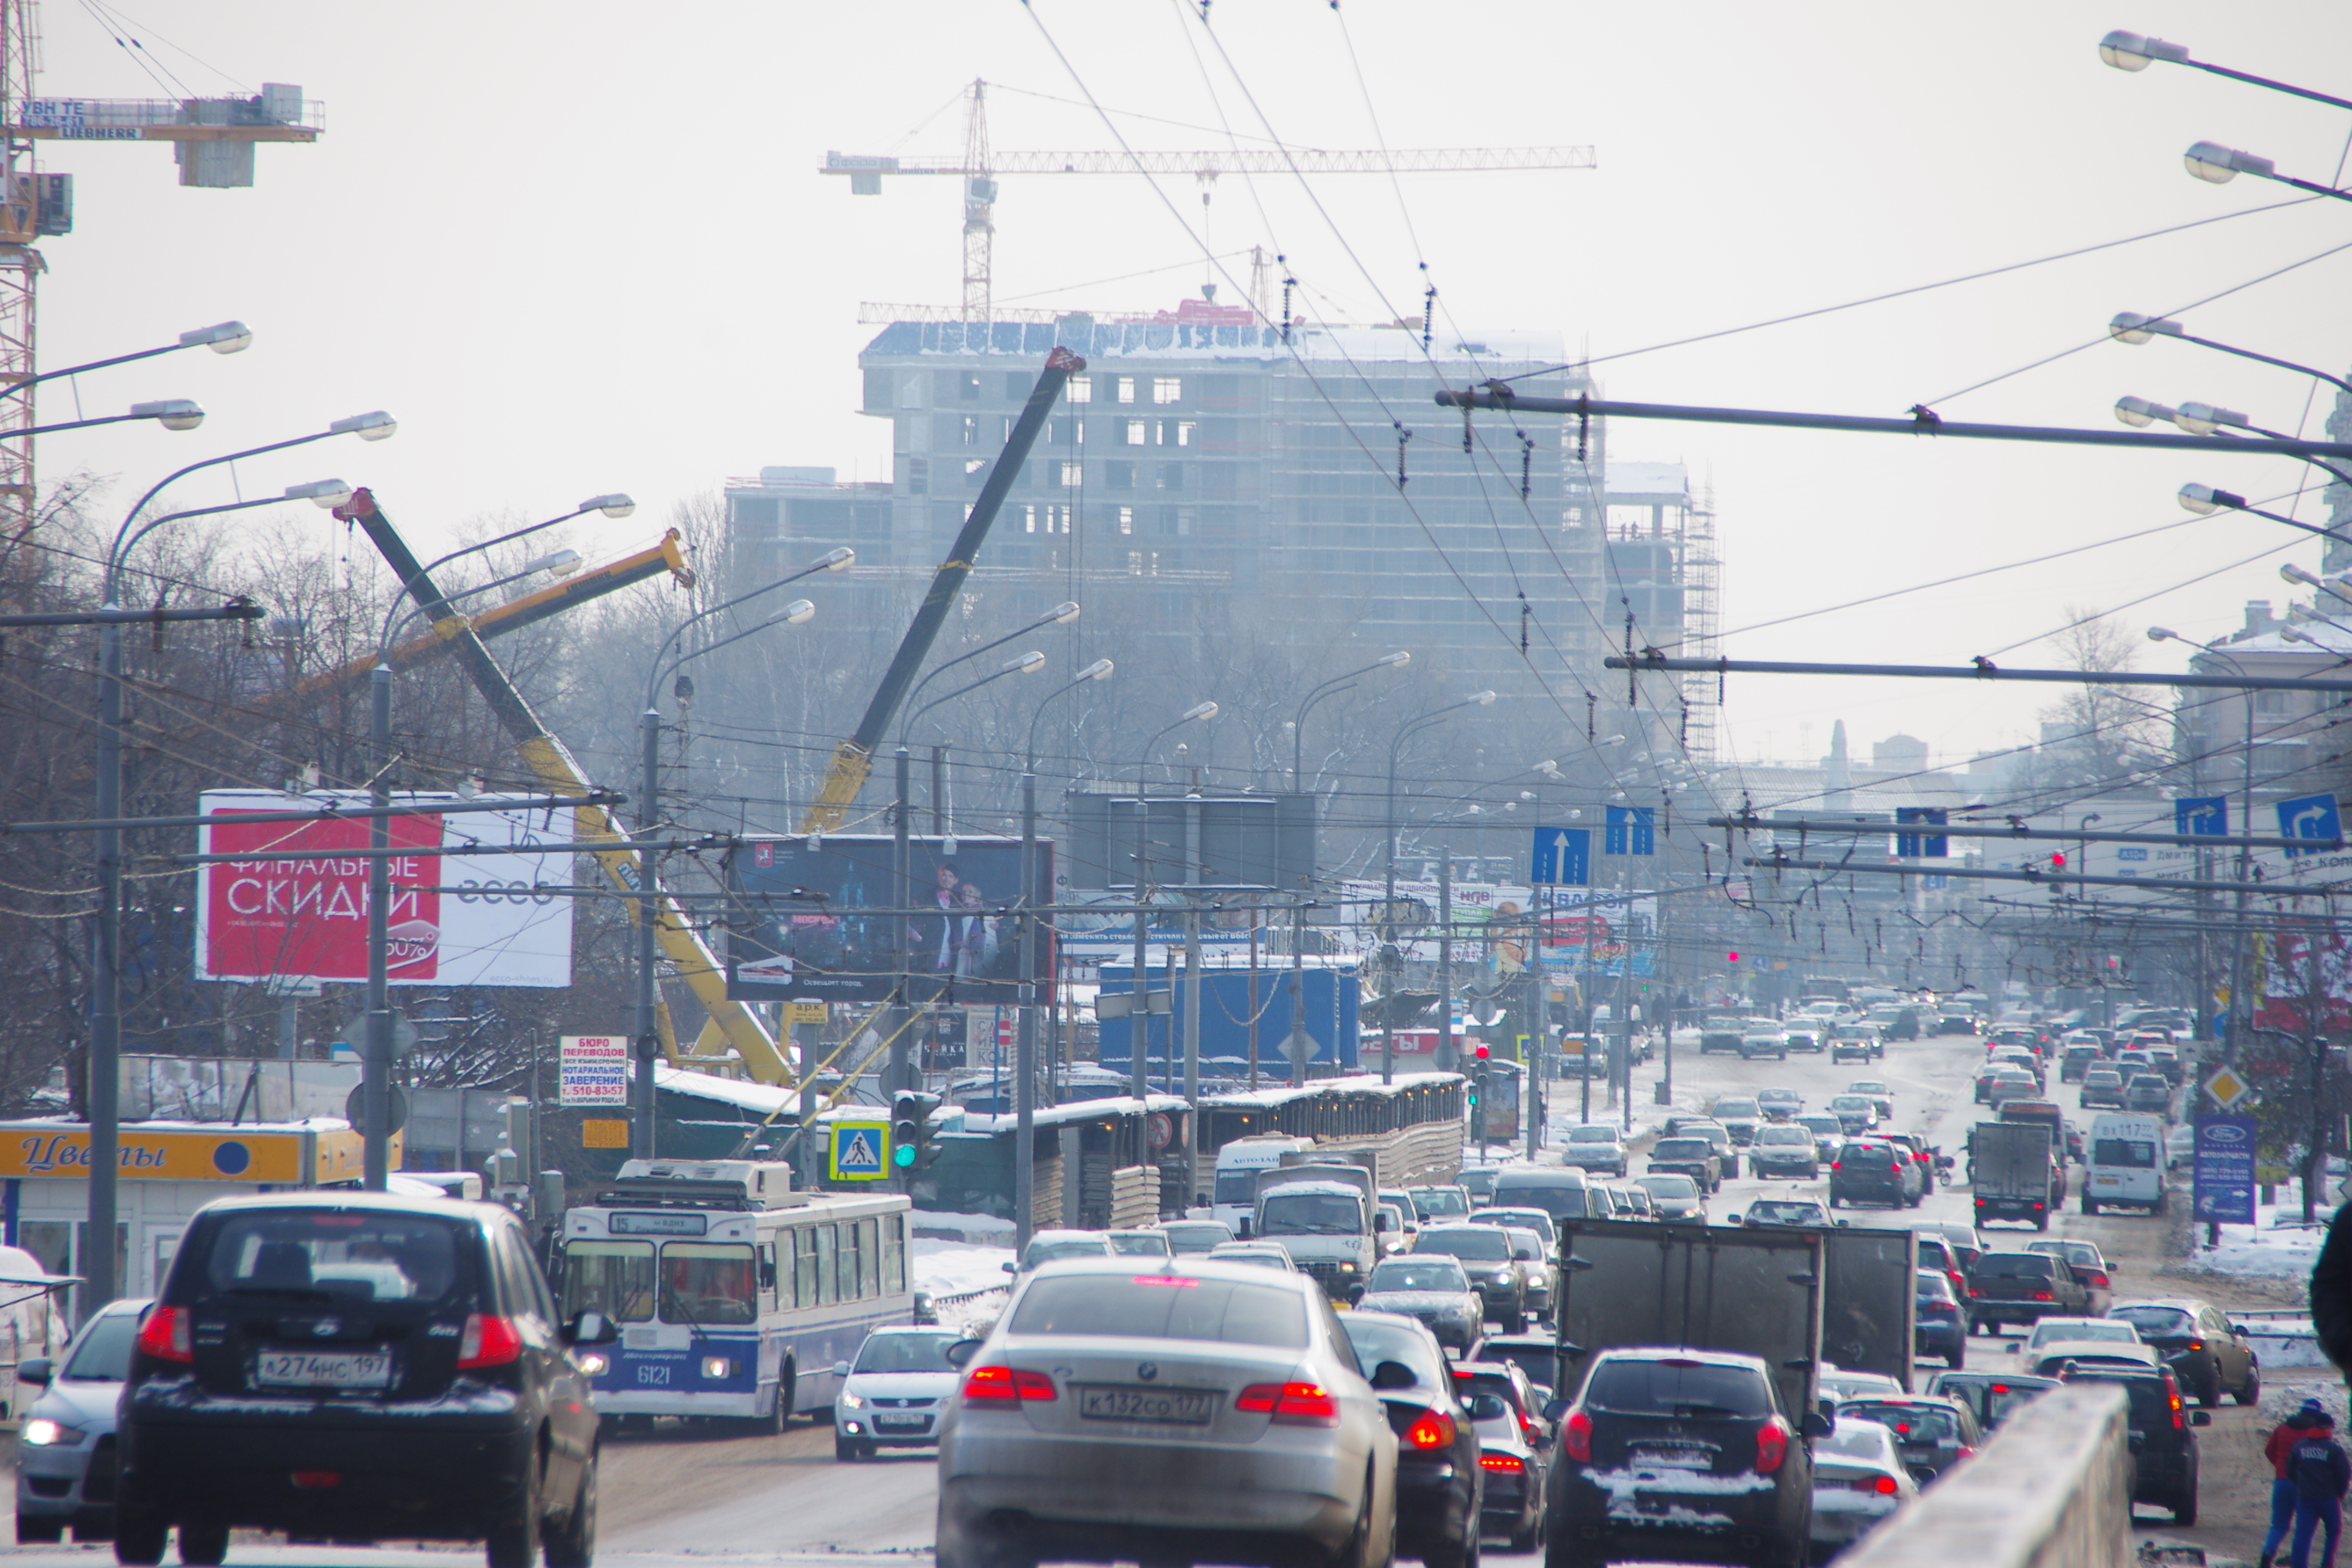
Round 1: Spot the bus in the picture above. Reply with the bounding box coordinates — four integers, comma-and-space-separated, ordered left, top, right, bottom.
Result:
556, 1158, 913, 1430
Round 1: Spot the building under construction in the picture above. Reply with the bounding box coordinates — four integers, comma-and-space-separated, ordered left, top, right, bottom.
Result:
726, 302, 1722, 760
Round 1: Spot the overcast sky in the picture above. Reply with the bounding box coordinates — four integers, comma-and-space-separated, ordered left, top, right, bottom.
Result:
33, 2, 2352, 779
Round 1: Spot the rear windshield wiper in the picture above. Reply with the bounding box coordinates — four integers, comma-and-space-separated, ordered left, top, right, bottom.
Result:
220, 1285, 335, 1301
1670, 1402, 1745, 1418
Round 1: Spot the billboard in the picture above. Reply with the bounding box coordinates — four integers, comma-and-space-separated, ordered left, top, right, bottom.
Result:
559, 1036, 628, 1107
727, 835, 1048, 1004
1096, 964, 1359, 1075
196, 791, 573, 988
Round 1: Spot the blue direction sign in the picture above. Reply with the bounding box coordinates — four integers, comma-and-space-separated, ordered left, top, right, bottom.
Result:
829, 1121, 890, 1181
2277, 792, 2344, 858
1604, 806, 1655, 856
2176, 795, 2227, 838
1530, 827, 1591, 886
1895, 807, 1947, 858
2192, 1115, 2258, 1225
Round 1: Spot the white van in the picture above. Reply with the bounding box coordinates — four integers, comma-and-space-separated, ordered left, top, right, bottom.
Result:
1212, 1135, 1316, 1236
2084, 1113, 2167, 1214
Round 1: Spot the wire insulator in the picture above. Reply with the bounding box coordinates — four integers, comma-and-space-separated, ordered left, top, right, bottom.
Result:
1519, 432, 1533, 501
1421, 275, 1434, 352
1395, 422, 1411, 488
1586, 693, 1596, 742
1463, 404, 1473, 455
1518, 591, 1530, 654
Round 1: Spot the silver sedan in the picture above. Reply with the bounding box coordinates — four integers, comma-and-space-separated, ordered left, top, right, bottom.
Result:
936, 1256, 1401, 1568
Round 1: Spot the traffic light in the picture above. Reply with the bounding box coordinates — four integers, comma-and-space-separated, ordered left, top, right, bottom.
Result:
890, 1091, 942, 1171
1468, 1043, 1491, 1111
2048, 852, 2067, 871
1727, 951, 1740, 964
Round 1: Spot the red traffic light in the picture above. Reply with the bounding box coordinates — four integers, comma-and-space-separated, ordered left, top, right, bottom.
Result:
1473, 1043, 1490, 1059
2050, 852, 2067, 869
1727, 951, 1740, 963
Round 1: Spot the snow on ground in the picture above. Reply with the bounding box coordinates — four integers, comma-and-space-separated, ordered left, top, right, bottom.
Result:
2183, 1200, 2328, 1281
910, 1236, 1014, 1299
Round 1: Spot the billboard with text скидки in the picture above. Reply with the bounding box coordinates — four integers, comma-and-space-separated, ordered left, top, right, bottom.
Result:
727, 835, 1048, 1004
195, 790, 572, 988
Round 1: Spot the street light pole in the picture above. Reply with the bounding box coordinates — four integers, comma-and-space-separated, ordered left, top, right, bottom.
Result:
1018, 659, 1114, 1251
632, 552, 849, 1159
1131, 702, 1218, 1100
1291, 651, 1410, 788
1384, 693, 1496, 1085
2149, 629, 2259, 1064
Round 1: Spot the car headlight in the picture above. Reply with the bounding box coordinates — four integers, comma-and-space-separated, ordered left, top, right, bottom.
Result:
701, 1356, 734, 1379
1494, 1270, 1515, 1285
838, 1389, 865, 1409
20, 1419, 71, 1447
1339, 1261, 1358, 1273
576, 1351, 610, 1377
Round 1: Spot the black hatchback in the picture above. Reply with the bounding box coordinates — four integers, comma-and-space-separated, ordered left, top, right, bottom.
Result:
114, 1192, 617, 1568
1548, 1348, 1818, 1568
1337, 1311, 1482, 1568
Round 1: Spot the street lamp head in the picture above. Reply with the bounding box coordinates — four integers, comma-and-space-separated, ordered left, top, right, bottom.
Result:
815, 546, 855, 571
2283, 562, 2322, 587
2177, 482, 2244, 514
520, 548, 583, 576
1006, 650, 1048, 674
2113, 395, 2174, 428
2099, 29, 2188, 71
1078, 657, 1114, 682
181, 320, 253, 354
1467, 690, 1496, 706
1181, 700, 1218, 723
1534, 758, 1559, 776
580, 492, 635, 519
1377, 650, 1411, 668
1040, 600, 1082, 625
2108, 312, 2182, 345
330, 410, 398, 442
130, 399, 204, 431
2173, 400, 2248, 437
283, 478, 353, 509
2184, 140, 2274, 184
779, 598, 816, 626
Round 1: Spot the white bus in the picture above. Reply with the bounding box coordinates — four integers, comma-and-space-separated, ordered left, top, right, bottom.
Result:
557, 1159, 913, 1429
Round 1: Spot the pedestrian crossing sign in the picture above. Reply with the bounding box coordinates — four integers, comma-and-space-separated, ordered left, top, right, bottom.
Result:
829, 1122, 891, 1181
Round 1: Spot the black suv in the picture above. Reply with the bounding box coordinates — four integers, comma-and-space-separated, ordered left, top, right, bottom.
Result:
2106, 1298, 2261, 1407
1827, 1138, 1922, 1209
1338, 1312, 1483, 1568
2060, 1366, 2207, 1523
1549, 1349, 1818, 1568
114, 1192, 615, 1568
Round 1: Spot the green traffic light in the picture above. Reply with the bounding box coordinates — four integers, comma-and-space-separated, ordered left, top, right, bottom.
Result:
893, 1143, 916, 1168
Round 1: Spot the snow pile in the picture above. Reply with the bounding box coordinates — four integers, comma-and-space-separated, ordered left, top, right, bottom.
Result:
2184, 1201, 2327, 1281
911, 1237, 1015, 1300
2261, 1379, 2350, 1430
910, 1209, 1016, 1246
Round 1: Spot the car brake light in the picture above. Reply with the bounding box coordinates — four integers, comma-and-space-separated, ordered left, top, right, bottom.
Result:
963, 1365, 1057, 1402
1481, 1452, 1525, 1472
2186, 1340, 2203, 1352
1405, 1410, 1457, 1450
136, 1305, 191, 1364
1564, 1407, 1594, 1462
2030, 1291, 2054, 1302
1755, 1414, 1793, 1473
1873, 1474, 1899, 1494
456, 1313, 523, 1370
1830, 1161, 1842, 1170
1236, 1382, 1339, 1426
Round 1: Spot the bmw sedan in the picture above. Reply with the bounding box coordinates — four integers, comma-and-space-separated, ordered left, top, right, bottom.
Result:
935, 1258, 1399, 1568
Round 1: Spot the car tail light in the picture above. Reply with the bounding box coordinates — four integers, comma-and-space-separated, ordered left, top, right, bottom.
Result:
136, 1305, 192, 1364
1873, 1474, 1899, 1494
2168, 1388, 2185, 1431
1236, 1382, 1339, 1426
1481, 1452, 1526, 1472
2186, 1340, 2204, 1352
1404, 1409, 1457, 1450
1830, 1161, 1842, 1171
1563, 1407, 1593, 1462
457, 1313, 523, 1370
2030, 1291, 2054, 1302
963, 1365, 1057, 1402
1755, 1414, 1793, 1473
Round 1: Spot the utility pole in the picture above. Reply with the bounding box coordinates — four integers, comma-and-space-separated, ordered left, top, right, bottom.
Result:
1184, 901, 1202, 1209
362, 664, 394, 1191
1437, 851, 1453, 1071
891, 746, 913, 1099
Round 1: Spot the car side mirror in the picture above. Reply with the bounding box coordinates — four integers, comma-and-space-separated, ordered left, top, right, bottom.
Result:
564, 1310, 618, 1347
1371, 1359, 1417, 1391
16, 1355, 49, 1386
2191, 1410, 2212, 1428
943, 1339, 985, 1369
1818, 1397, 1838, 1428
1542, 1397, 1569, 1424
1348, 1284, 1367, 1306
1002, 1260, 1019, 1275
1802, 1409, 1834, 1439
1836, 1220, 1850, 1228
831, 1359, 852, 1377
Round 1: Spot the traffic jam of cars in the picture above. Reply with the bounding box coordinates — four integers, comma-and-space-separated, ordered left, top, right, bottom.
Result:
5, 991, 2261, 1568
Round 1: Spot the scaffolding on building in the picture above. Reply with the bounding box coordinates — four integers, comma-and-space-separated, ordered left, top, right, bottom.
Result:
1680, 479, 1722, 763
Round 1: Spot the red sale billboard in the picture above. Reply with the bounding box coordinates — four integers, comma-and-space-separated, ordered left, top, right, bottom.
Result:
195, 791, 572, 988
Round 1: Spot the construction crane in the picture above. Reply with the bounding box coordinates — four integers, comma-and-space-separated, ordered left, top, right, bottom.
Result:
822, 78, 1594, 321
0, 0, 321, 537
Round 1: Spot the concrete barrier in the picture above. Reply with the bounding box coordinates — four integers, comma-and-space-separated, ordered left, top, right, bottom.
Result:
1835, 1383, 2131, 1568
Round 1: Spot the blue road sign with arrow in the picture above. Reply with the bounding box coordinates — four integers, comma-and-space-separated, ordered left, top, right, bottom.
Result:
2176, 795, 2226, 838
1604, 806, 1655, 856
2277, 792, 2342, 858
1895, 807, 1947, 858
1530, 827, 1590, 886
